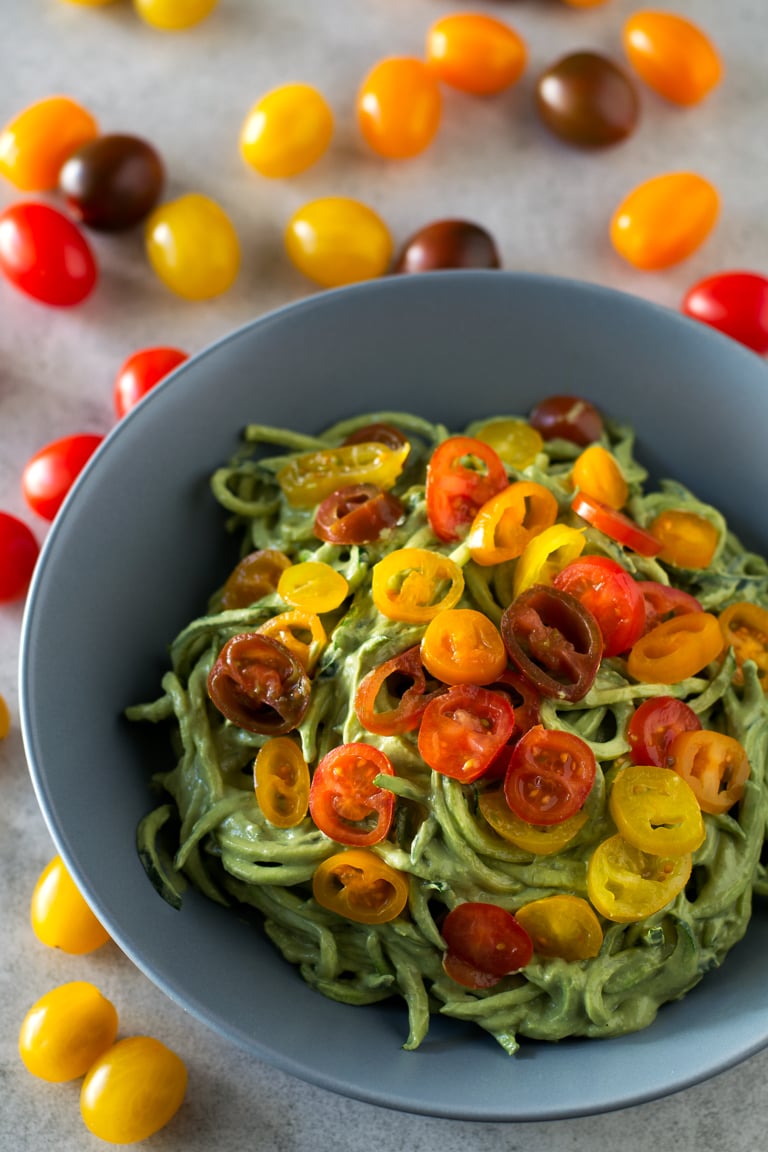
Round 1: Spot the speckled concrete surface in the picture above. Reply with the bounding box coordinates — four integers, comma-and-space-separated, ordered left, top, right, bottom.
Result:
2, 1, 768, 1148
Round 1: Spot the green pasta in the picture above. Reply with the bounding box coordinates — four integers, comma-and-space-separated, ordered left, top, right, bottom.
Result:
128, 409, 768, 1054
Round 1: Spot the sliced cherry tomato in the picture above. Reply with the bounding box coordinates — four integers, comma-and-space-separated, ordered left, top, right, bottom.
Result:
420, 608, 507, 686
277, 560, 348, 614
418, 684, 515, 783
277, 441, 409, 507
0, 95, 98, 191
220, 548, 292, 610
309, 742, 395, 846
622, 11, 723, 106
355, 646, 445, 736
501, 584, 603, 702
649, 509, 719, 569
627, 612, 724, 684
528, 395, 604, 446
515, 895, 603, 961
571, 491, 662, 556
0, 510, 39, 601
441, 951, 502, 990
312, 848, 409, 924
478, 788, 588, 854
682, 271, 768, 355
313, 484, 404, 544
471, 417, 543, 470
357, 57, 442, 159
627, 696, 702, 767
113, 346, 188, 419
571, 445, 628, 509
425, 13, 527, 96
442, 902, 533, 981
609, 763, 704, 856
253, 736, 310, 828
256, 610, 326, 674
482, 667, 543, 778
207, 633, 310, 735
145, 193, 239, 300
341, 422, 410, 452
240, 83, 333, 179
466, 480, 558, 566
285, 197, 393, 288
587, 834, 692, 923
553, 555, 645, 657
0, 202, 97, 306
30, 855, 111, 955
512, 523, 586, 596
18, 981, 118, 1083
425, 435, 508, 542
637, 580, 703, 633
371, 547, 464, 623
719, 600, 768, 690
610, 172, 719, 271
80, 1037, 187, 1144
504, 724, 596, 825
669, 729, 750, 815
22, 433, 104, 521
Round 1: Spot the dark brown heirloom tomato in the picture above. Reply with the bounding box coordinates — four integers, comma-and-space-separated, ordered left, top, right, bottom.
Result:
500, 584, 603, 702
342, 422, 409, 452
207, 633, 310, 734
393, 219, 501, 273
528, 395, 603, 446
314, 484, 404, 544
58, 134, 165, 231
535, 52, 639, 148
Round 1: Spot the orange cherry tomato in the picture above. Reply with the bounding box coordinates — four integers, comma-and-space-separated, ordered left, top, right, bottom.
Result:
610, 172, 719, 270
587, 834, 692, 923
425, 13, 527, 96
357, 57, 442, 159
719, 600, 768, 690
277, 441, 409, 507
256, 609, 326, 674
478, 788, 588, 855
0, 96, 98, 191
572, 444, 628, 509
253, 736, 310, 828
622, 11, 723, 106
355, 646, 445, 736
669, 729, 751, 815
220, 548, 292, 610
515, 895, 603, 961
627, 612, 724, 684
467, 480, 558, 566
312, 848, 409, 924
420, 608, 508, 686
277, 560, 348, 614
309, 742, 395, 846
30, 855, 111, 954
18, 981, 118, 1083
371, 547, 464, 624
426, 435, 509, 543
649, 509, 719, 569
609, 763, 704, 856
571, 492, 661, 557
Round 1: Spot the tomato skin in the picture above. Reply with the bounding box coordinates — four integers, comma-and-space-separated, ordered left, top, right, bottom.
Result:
467, 480, 558, 566
669, 729, 750, 815
418, 684, 516, 783
313, 484, 404, 545
241, 83, 333, 179
22, 433, 104, 521
426, 13, 527, 96
31, 855, 111, 954
19, 982, 118, 1083
371, 547, 464, 623
515, 895, 603, 961
528, 395, 603, 446
622, 11, 722, 106
504, 724, 596, 826
609, 763, 704, 856
571, 492, 662, 557
133, 0, 218, 29
254, 737, 310, 828
220, 549, 292, 610
637, 580, 703, 633
59, 134, 165, 232
553, 555, 645, 657
627, 612, 724, 684
207, 633, 311, 735
472, 418, 542, 470
649, 509, 719, 569
355, 646, 445, 736
627, 696, 702, 767
357, 57, 442, 159
501, 584, 603, 702
610, 172, 719, 270
145, 193, 239, 300
0, 202, 97, 306
587, 834, 692, 923
442, 902, 533, 979
0, 95, 98, 191
426, 435, 508, 542
285, 196, 393, 288
572, 445, 628, 509
682, 271, 768, 355
309, 743, 395, 846
312, 849, 409, 924
0, 511, 39, 601
113, 346, 188, 419
277, 559, 349, 614
420, 608, 508, 686
80, 1036, 187, 1143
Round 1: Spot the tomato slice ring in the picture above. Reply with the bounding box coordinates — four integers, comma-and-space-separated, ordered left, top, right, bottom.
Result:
425, 435, 508, 542
503, 724, 596, 825
442, 901, 533, 979
500, 584, 603, 702
355, 645, 445, 735
571, 492, 662, 557
417, 684, 515, 783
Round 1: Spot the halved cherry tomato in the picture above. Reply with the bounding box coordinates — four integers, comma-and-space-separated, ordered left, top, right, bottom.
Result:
478, 788, 588, 854
22, 433, 104, 521
669, 729, 750, 815
512, 523, 586, 596
277, 560, 348, 614
719, 600, 768, 690
418, 684, 515, 783
504, 724, 596, 825
313, 484, 404, 544
627, 696, 702, 767
207, 633, 310, 735
482, 667, 543, 779
571, 444, 628, 509
609, 764, 704, 856
371, 547, 464, 623
466, 480, 558, 566
528, 395, 604, 446
425, 436, 508, 542
256, 610, 326, 674
627, 612, 723, 684
0, 95, 98, 191
355, 646, 445, 736
357, 57, 442, 159
253, 736, 310, 828
501, 584, 603, 702
0, 510, 38, 601
0, 202, 98, 306
649, 509, 719, 569
312, 848, 409, 924
515, 895, 603, 961
420, 608, 507, 686
622, 11, 723, 106
425, 13, 527, 96
553, 555, 645, 657
587, 834, 692, 923
610, 172, 719, 271
682, 271, 768, 355
472, 417, 543, 470
113, 346, 188, 419
442, 951, 501, 990
571, 491, 662, 556
341, 422, 410, 452
637, 580, 703, 633
309, 742, 395, 846
442, 902, 533, 984
220, 548, 292, 610
277, 441, 409, 508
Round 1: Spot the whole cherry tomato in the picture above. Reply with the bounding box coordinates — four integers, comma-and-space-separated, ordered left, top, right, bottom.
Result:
220, 549, 292, 610
610, 172, 719, 270
609, 763, 704, 856
357, 57, 442, 159
240, 84, 333, 179
393, 219, 501, 274
719, 600, 768, 690
417, 684, 516, 783
515, 895, 603, 961
425, 435, 508, 542
421, 608, 508, 686
278, 440, 408, 507
442, 902, 533, 988
371, 547, 464, 623
309, 742, 395, 846
133, 0, 218, 29
504, 724, 596, 825
59, 134, 165, 232
0, 511, 39, 601
682, 271, 768, 355
355, 646, 445, 736
571, 444, 628, 509
277, 560, 349, 614
285, 197, 393, 288
669, 729, 751, 815
22, 433, 104, 520
528, 395, 603, 446
207, 633, 310, 735
145, 193, 239, 300
627, 612, 723, 684
571, 492, 662, 556
0, 203, 97, 306
649, 508, 719, 569
535, 51, 639, 149
467, 480, 558, 566
18, 982, 118, 1083
0, 95, 98, 191
622, 11, 723, 106
113, 346, 188, 419
312, 849, 409, 924
501, 584, 603, 702
637, 580, 703, 633
80, 1036, 187, 1143
425, 13, 527, 96
553, 555, 645, 657
313, 484, 404, 545
587, 834, 692, 923
627, 696, 702, 767
253, 736, 310, 828
30, 855, 111, 954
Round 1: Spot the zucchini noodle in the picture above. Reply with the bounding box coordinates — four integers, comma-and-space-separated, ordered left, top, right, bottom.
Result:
128, 409, 768, 1054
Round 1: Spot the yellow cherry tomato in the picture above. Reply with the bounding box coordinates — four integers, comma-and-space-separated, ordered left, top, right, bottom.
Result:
627, 612, 723, 684
240, 84, 333, 179
357, 57, 442, 159
19, 982, 118, 1083
372, 547, 464, 624
0, 95, 98, 191
133, 0, 218, 30
312, 849, 409, 924
467, 481, 558, 566
572, 445, 628, 510
610, 172, 719, 270
285, 196, 393, 288
256, 609, 327, 673
80, 1036, 187, 1143
420, 608, 507, 685
277, 560, 348, 614
623, 11, 723, 106
648, 509, 719, 569
61, 0, 119, 5
145, 193, 239, 300
587, 834, 692, 923
472, 418, 543, 470
719, 600, 768, 690
609, 764, 704, 856
478, 789, 589, 855
277, 441, 409, 507
0, 693, 10, 739
425, 13, 527, 96
515, 895, 603, 961
31, 855, 111, 954
254, 736, 310, 828
512, 522, 585, 597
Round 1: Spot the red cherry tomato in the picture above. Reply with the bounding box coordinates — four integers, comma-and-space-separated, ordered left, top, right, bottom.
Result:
553, 555, 645, 657
309, 742, 395, 846
113, 346, 188, 419
571, 492, 662, 557
528, 395, 603, 446
681, 271, 768, 355
627, 696, 702, 768
637, 580, 703, 633
418, 684, 515, 783
425, 435, 508, 542
504, 724, 597, 825
22, 433, 103, 521
313, 484, 404, 545
442, 902, 533, 985
482, 667, 543, 780
0, 511, 39, 601
355, 646, 445, 736
0, 202, 97, 306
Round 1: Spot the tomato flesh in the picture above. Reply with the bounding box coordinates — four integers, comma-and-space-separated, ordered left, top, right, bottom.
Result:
442, 901, 533, 978
553, 554, 645, 657
504, 724, 596, 825
417, 684, 515, 782
627, 696, 702, 767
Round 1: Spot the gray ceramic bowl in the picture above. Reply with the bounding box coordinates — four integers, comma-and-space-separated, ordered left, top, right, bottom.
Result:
19, 272, 768, 1121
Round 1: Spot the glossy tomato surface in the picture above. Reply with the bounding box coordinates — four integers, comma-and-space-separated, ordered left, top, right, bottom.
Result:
682, 271, 768, 354
0, 511, 39, 601
113, 346, 188, 419
22, 434, 104, 520
0, 202, 97, 306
